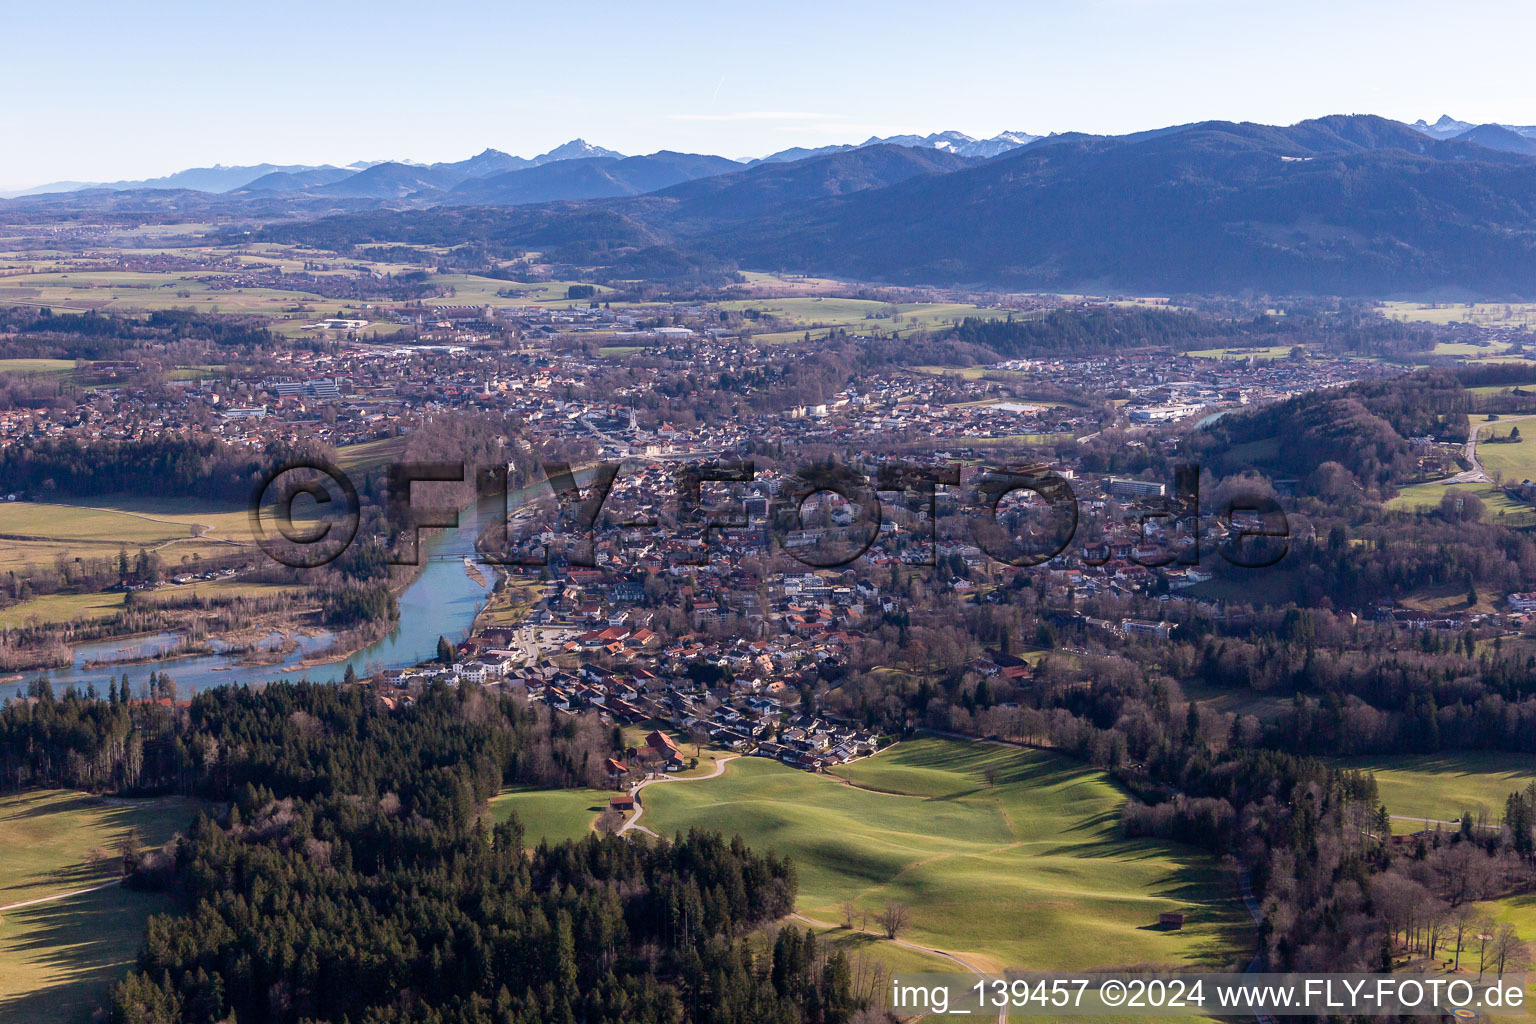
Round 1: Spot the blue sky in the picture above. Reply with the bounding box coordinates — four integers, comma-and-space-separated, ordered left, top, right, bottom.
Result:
5, 0, 1535, 189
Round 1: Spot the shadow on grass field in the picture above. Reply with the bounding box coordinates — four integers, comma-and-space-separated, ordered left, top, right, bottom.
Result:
645, 737, 1252, 975
0, 790, 206, 1023
1327, 751, 1536, 823
0, 884, 169, 1024
0, 792, 199, 907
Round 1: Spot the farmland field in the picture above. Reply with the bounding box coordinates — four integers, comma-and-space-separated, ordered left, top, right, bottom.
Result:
0, 358, 77, 379
1184, 345, 1295, 360
717, 296, 1007, 343
1473, 892, 1536, 1008
1327, 752, 1536, 824
0, 580, 298, 628
0, 250, 611, 328
1387, 479, 1531, 521
1473, 416, 1536, 484
0, 790, 205, 1024
0, 270, 335, 317
0, 497, 254, 541
1381, 300, 1536, 331
0, 497, 256, 574
484, 777, 974, 1000
908, 363, 991, 379
641, 737, 1249, 974
334, 436, 409, 473
410, 274, 611, 309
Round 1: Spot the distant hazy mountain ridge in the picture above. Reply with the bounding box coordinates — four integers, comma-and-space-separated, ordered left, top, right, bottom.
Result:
752, 129, 1039, 163
15, 114, 1536, 297
0, 131, 1026, 199
17, 118, 1536, 198
1408, 114, 1536, 153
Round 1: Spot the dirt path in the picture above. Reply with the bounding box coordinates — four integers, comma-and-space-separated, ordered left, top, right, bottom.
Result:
26, 501, 219, 536
1390, 814, 1499, 833
790, 911, 992, 973
0, 877, 121, 913
792, 911, 1003, 1022
14, 502, 231, 555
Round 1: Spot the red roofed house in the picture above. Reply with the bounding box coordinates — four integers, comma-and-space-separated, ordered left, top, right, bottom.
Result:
645, 729, 685, 770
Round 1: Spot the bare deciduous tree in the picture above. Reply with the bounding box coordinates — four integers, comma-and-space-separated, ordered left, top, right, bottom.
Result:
1489, 922, 1524, 977
877, 901, 910, 940
1475, 915, 1497, 980
1449, 903, 1478, 971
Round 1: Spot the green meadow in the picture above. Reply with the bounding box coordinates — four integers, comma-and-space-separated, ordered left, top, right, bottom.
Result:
1184, 345, 1296, 360
0, 270, 334, 317
0, 497, 256, 577
1387, 480, 1531, 521
1328, 752, 1536, 824
641, 738, 1249, 975
0, 790, 205, 1024
0, 580, 297, 628
1381, 300, 1536, 331
717, 296, 1007, 342
0, 358, 77, 379
0, 886, 172, 1024
1474, 892, 1536, 1013
488, 787, 613, 845
1473, 416, 1536, 484
334, 436, 409, 473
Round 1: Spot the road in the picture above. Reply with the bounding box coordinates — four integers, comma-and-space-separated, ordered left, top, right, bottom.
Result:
616, 753, 736, 838
1450, 421, 1492, 483
1239, 873, 1277, 1024
1390, 814, 1498, 832
616, 744, 1007, 1020
611, 751, 1004, 1019
1438, 413, 1536, 485
0, 877, 121, 913
494, 624, 571, 667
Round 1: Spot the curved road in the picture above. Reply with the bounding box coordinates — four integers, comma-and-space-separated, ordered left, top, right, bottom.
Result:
790, 911, 1002, 1022
617, 754, 737, 838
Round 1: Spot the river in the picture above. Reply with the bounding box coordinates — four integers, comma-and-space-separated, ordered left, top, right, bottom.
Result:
0, 492, 515, 702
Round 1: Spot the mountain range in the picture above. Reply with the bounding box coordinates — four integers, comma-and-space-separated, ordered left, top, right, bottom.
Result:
676, 115, 1536, 295
748, 130, 1039, 164
1409, 114, 1536, 141
12, 115, 1536, 296
0, 132, 1031, 200
9, 116, 1532, 201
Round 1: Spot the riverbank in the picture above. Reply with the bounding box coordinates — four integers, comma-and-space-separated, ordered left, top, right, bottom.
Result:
0, 470, 593, 702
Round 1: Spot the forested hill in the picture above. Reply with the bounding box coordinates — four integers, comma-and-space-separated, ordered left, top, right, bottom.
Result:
1189, 370, 1471, 493
697, 115, 1536, 296
3, 683, 859, 1024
